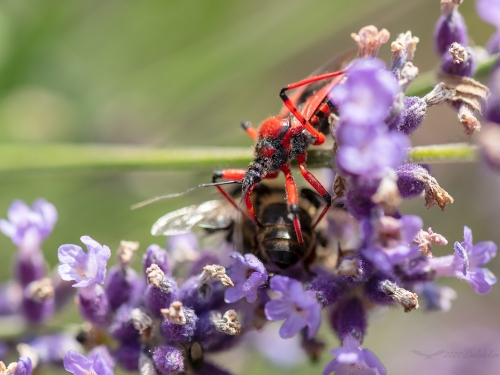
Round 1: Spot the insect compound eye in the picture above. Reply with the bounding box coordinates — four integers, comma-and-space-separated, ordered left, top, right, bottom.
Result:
258, 141, 275, 158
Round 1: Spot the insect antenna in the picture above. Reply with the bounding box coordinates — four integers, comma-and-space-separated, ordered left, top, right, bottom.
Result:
131, 180, 241, 210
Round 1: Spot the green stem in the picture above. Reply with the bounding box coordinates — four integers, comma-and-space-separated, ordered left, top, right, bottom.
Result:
0, 142, 478, 173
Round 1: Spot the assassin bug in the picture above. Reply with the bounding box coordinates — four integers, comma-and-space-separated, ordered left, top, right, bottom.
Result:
212, 50, 356, 245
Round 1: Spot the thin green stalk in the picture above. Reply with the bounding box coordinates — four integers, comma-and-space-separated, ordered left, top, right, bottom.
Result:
0, 143, 478, 173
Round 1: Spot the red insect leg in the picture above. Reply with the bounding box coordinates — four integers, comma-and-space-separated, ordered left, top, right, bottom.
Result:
241, 121, 258, 142
212, 169, 255, 222
279, 71, 344, 145
296, 153, 332, 228
280, 164, 304, 244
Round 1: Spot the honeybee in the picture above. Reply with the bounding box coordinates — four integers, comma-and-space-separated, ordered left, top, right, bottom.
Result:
151, 183, 327, 270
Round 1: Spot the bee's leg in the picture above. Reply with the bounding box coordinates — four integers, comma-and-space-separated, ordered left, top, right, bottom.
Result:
281, 164, 304, 244
279, 71, 344, 145
241, 121, 258, 141
212, 169, 254, 222
296, 153, 332, 228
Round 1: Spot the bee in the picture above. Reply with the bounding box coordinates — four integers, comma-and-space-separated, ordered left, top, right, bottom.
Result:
151, 183, 327, 270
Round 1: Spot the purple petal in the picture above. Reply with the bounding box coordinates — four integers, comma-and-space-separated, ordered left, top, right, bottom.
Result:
58, 244, 86, 265
63, 351, 92, 375
305, 300, 322, 339
244, 253, 267, 276
477, 0, 500, 28
466, 268, 497, 295
362, 247, 393, 273
265, 298, 295, 321
0, 219, 16, 238
241, 272, 265, 303
92, 354, 114, 375
322, 358, 340, 375
224, 285, 244, 303
32, 199, 58, 232
362, 349, 387, 375
7, 200, 31, 224
453, 241, 469, 276
269, 275, 292, 295
469, 241, 497, 267
462, 226, 473, 251
400, 215, 423, 243
279, 311, 307, 339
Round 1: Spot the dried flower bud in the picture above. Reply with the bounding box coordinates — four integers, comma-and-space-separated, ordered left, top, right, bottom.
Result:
161, 301, 186, 324
351, 25, 390, 58
379, 279, 419, 312
414, 228, 448, 257
199, 265, 234, 287
131, 308, 154, 338
117, 240, 139, 266
211, 310, 241, 336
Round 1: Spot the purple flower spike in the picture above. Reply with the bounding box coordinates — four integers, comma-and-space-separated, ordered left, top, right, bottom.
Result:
430, 226, 497, 294
323, 333, 386, 375
265, 275, 321, 339
224, 252, 267, 304
58, 236, 111, 288
330, 58, 399, 127
63, 350, 114, 375
0, 198, 57, 250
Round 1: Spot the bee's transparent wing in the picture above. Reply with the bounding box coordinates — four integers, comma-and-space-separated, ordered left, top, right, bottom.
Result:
152, 200, 235, 236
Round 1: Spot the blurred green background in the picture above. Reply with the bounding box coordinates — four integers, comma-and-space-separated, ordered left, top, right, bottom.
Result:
0, 0, 499, 374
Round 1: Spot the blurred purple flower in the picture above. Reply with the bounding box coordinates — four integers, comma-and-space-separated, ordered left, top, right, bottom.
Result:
430, 226, 497, 294
336, 132, 409, 179
477, 0, 500, 26
265, 276, 321, 339
224, 252, 267, 303
0, 199, 57, 250
323, 333, 386, 375
29, 333, 81, 365
57, 236, 111, 288
13, 357, 33, 375
361, 215, 422, 272
330, 58, 399, 127
63, 350, 114, 375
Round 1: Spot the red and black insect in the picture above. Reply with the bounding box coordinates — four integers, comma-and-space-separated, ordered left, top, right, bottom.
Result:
212, 50, 355, 245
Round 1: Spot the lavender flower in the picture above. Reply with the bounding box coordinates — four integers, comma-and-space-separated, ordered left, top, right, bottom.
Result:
323, 333, 386, 375
0, 199, 57, 250
58, 236, 111, 288
63, 350, 114, 375
361, 215, 422, 272
265, 275, 321, 339
430, 226, 497, 294
224, 252, 267, 303
330, 58, 399, 128
0, 199, 57, 286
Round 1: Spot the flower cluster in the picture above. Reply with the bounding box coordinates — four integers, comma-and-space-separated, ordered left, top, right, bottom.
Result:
0, 1, 499, 375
